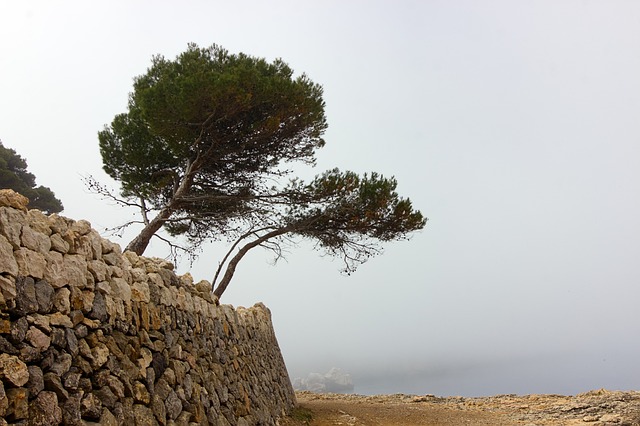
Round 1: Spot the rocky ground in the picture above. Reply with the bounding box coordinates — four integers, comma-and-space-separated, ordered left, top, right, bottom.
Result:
281, 389, 640, 425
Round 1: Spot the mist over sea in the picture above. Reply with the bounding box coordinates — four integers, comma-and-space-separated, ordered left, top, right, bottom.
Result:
293, 350, 639, 397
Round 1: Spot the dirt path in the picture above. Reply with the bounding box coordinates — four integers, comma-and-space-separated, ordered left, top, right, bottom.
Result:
292, 395, 516, 425
280, 390, 640, 426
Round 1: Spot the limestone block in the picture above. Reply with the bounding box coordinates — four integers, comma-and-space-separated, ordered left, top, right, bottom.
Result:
180, 272, 194, 286
89, 291, 108, 322
158, 285, 175, 307
28, 314, 51, 332
88, 260, 109, 282
63, 253, 88, 288
70, 219, 91, 236
91, 342, 110, 369
72, 234, 96, 260
0, 206, 26, 249
176, 287, 187, 309
44, 250, 66, 288
131, 280, 151, 303
47, 213, 73, 235
26, 209, 51, 235
0, 189, 29, 211
0, 235, 18, 276
103, 251, 120, 267
87, 229, 103, 259
96, 280, 111, 295
15, 248, 47, 279
110, 277, 131, 305
130, 267, 147, 283
48, 312, 73, 328
20, 225, 51, 254
52, 287, 71, 314
49, 233, 69, 253
101, 237, 121, 256
109, 265, 123, 278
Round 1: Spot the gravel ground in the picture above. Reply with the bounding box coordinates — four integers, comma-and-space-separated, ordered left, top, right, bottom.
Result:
280, 389, 640, 425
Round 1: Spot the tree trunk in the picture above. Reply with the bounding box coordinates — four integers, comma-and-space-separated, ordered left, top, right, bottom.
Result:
212, 227, 291, 299
125, 158, 197, 255
125, 207, 173, 255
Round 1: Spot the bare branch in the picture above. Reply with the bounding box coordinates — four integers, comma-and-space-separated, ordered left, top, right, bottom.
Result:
82, 175, 146, 210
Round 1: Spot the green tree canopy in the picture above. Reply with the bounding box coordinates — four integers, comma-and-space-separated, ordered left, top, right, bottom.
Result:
99, 43, 327, 255
211, 169, 426, 297
97, 43, 426, 298
0, 140, 63, 214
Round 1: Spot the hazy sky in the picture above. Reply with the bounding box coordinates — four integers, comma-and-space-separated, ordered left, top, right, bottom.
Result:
2, 1, 639, 397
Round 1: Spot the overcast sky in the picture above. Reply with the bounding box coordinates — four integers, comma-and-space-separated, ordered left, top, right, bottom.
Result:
2, 0, 639, 397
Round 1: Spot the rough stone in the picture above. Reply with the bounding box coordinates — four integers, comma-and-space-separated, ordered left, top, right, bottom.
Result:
95, 385, 118, 409
14, 276, 39, 315
21, 224, 51, 253
0, 381, 7, 417
63, 371, 82, 390
43, 371, 69, 401
0, 204, 297, 426
49, 352, 73, 376
53, 287, 71, 314
14, 247, 47, 279
62, 392, 83, 425
26, 326, 51, 351
0, 189, 29, 211
6, 387, 29, 419
43, 250, 66, 288
0, 353, 29, 386
81, 393, 103, 420
99, 408, 119, 426
26, 365, 45, 396
65, 327, 79, 356
50, 326, 66, 348
90, 342, 110, 369
27, 209, 51, 235
87, 259, 108, 282
151, 393, 167, 424
0, 234, 18, 276
49, 232, 69, 253
0, 205, 26, 248
89, 290, 108, 322
166, 389, 183, 420
0, 275, 16, 307
34, 279, 55, 313
133, 403, 156, 426
0, 335, 18, 355
63, 253, 88, 288
133, 381, 151, 404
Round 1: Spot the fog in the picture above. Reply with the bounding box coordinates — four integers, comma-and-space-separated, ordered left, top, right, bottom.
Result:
1, 1, 639, 396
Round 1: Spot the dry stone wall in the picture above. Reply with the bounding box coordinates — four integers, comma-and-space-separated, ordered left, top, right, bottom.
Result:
0, 190, 296, 425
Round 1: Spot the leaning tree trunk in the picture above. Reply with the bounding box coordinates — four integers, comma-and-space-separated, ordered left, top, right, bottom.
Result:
125, 207, 174, 255
126, 158, 199, 255
212, 227, 291, 298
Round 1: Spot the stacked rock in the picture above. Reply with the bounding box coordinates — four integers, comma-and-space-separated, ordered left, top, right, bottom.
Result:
0, 190, 295, 425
